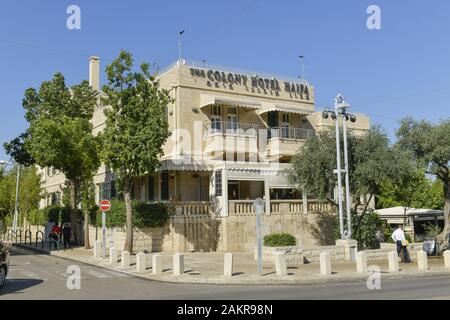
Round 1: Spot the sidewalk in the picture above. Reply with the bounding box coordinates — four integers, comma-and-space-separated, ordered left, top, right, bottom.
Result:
13, 242, 450, 285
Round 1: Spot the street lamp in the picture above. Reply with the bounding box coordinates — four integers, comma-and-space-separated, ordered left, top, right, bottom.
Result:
322, 94, 357, 239
0, 160, 20, 236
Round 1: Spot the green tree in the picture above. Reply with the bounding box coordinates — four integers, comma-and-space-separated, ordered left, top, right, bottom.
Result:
396, 118, 450, 247
0, 168, 16, 233
18, 166, 45, 229
100, 50, 171, 252
288, 126, 414, 236
377, 170, 435, 225
10, 73, 99, 244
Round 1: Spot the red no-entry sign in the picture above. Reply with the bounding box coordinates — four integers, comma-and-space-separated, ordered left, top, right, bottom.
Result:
99, 199, 111, 212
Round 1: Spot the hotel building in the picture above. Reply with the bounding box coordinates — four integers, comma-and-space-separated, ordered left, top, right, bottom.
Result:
39, 57, 371, 252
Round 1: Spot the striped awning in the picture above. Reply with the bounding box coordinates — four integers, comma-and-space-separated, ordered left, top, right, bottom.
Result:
200, 94, 262, 110
257, 103, 313, 116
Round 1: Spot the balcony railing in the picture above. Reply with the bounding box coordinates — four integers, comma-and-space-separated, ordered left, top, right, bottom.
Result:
269, 127, 313, 140
205, 121, 259, 137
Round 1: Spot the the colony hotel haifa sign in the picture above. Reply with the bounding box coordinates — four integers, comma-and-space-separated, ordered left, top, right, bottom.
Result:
189, 67, 310, 101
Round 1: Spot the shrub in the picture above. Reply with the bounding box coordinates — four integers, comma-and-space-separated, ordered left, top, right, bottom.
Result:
263, 233, 296, 247
93, 199, 169, 229
28, 208, 46, 226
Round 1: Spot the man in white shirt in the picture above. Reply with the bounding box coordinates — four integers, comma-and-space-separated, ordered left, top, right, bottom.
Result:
391, 225, 410, 263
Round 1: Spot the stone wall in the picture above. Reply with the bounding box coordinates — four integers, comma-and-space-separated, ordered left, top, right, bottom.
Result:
14, 211, 325, 254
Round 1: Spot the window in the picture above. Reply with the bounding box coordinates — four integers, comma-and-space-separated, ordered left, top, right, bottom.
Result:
211, 105, 222, 116
161, 171, 169, 201
98, 181, 116, 200
227, 107, 238, 132
215, 170, 222, 196
281, 113, 290, 138
148, 176, 155, 201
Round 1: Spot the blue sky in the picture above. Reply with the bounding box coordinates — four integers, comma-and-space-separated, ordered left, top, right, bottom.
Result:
1, 0, 449, 161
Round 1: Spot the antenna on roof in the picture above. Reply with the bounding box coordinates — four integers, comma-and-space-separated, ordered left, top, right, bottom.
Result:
298, 55, 305, 80
178, 30, 185, 61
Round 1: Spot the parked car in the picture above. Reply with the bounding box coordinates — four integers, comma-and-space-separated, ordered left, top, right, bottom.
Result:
0, 240, 11, 288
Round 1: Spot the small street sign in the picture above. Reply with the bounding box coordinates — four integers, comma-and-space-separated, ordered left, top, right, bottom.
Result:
99, 199, 111, 212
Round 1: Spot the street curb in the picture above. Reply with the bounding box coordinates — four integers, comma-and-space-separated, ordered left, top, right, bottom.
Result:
13, 244, 450, 286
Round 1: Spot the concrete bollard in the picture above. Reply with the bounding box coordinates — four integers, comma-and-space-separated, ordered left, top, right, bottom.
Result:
224, 252, 233, 277
320, 251, 332, 276
93, 240, 102, 259
173, 253, 184, 276
417, 250, 428, 271
388, 251, 399, 272
444, 250, 450, 269
136, 252, 146, 273
274, 252, 288, 276
121, 251, 130, 268
356, 251, 367, 274
152, 254, 163, 274
109, 247, 118, 264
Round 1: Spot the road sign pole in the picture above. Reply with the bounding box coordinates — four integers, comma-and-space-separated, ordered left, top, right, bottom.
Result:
102, 211, 106, 259
99, 199, 111, 259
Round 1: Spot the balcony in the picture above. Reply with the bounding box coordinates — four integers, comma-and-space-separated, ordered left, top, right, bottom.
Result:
204, 121, 259, 155
266, 127, 314, 160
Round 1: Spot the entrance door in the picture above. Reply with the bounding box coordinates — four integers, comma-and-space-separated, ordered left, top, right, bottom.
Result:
228, 180, 239, 200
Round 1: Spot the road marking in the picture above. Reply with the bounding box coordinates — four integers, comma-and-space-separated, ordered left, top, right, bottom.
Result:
20, 270, 39, 278
87, 270, 112, 278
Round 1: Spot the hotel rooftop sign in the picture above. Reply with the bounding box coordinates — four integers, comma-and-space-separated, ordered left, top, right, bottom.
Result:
188, 67, 311, 102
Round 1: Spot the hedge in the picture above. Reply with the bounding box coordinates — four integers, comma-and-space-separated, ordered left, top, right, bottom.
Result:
92, 199, 169, 229
27, 205, 81, 226
263, 233, 297, 247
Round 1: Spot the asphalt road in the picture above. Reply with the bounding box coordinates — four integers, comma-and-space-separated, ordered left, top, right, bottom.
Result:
2, 248, 450, 300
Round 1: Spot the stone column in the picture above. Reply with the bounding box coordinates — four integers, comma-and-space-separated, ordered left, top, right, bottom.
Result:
274, 252, 287, 276
264, 176, 271, 216
356, 251, 367, 274
336, 239, 358, 262
222, 169, 229, 217
173, 253, 184, 275
302, 191, 308, 215
136, 252, 146, 273
152, 254, 163, 274
444, 250, 450, 269
121, 251, 130, 268
109, 247, 117, 264
93, 240, 102, 259
388, 251, 399, 272
224, 252, 233, 277
417, 250, 428, 271
320, 251, 332, 276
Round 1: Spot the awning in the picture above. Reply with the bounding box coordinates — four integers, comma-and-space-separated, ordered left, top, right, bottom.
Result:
257, 103, 313, 116
158, 158, 215, 171
200, 94, 262, 110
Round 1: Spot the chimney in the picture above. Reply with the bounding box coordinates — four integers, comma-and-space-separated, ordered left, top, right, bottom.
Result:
89, 56, 100, 92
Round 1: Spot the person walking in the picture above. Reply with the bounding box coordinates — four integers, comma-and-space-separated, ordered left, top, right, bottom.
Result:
62, 222, 72, 249
391, 225, 411, 263
49, 222, 61, 251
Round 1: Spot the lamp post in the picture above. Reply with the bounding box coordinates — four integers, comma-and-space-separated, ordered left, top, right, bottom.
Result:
322, 94, 357, 239
0, 160, 20, 236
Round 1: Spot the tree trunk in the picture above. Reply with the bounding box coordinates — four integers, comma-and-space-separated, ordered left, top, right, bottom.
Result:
83, 207, 90, 249
437, 180, 450, 249
69, 180, 79, 246
124, 185, 133, 253
403, 207, 408, 226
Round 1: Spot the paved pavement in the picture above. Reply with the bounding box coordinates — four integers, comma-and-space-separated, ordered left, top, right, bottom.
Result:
2, 246, 450, 300
13, 242, 450, 285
